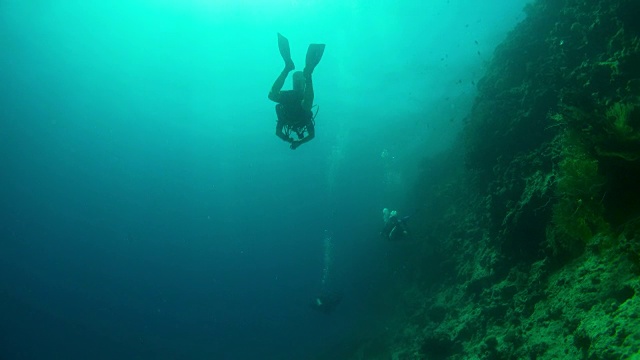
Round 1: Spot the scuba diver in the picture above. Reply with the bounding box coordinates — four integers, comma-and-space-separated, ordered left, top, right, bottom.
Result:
268, 33, 325, 150
381, 208, 411, 241
310, 292, 342, 314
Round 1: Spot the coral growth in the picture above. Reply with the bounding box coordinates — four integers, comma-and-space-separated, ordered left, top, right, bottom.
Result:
335, 0, 640, 359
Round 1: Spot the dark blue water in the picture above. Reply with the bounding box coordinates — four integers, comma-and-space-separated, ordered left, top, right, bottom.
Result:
0, 1, 529, 358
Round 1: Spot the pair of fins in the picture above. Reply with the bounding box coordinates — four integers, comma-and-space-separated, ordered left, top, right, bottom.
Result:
277, 33, 325, 74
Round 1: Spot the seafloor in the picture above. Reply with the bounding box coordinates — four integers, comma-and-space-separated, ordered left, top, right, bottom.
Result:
331, 0, 640, 359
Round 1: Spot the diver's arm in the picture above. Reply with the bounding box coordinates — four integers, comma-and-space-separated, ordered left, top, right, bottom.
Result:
290, 123, 315, 149
398, 220, 408, 235
268, 68, 291, 103
276, 121, 292, 143
301, 73, 314, 111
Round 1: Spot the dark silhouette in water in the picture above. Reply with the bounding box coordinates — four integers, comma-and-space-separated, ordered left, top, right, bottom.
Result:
381, 208, 412, 241
268, 33, 325, 150
310, 292, 342, 314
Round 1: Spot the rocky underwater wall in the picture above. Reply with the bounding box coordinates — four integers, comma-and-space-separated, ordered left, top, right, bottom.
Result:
350, 0, 640, 359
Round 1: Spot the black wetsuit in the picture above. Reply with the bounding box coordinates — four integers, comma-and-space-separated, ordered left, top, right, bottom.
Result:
381, 215, 409, 241
275, 90, 314, 139
310, 293, 342, 314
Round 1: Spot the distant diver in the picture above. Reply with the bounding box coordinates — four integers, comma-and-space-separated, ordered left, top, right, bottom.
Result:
310, 292, 342, 314
381, 208, 411, 241
268, 33, 325, 150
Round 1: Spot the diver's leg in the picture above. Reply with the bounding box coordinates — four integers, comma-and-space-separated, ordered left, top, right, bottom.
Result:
301, 72, 314, 110
270, 34, 295, 96
304, 44, 325, 75
271, 68, 291, 94
278, 33, 295, 71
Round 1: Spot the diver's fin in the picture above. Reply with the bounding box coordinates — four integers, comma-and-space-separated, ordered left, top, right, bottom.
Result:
305, 43, 325, 75
277, 33, 295, 70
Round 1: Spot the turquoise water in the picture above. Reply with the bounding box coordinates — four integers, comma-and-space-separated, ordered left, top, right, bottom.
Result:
0, 1, 528, 358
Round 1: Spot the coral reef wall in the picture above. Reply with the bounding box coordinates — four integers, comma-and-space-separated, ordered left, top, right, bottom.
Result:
347, 0, 640, 359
